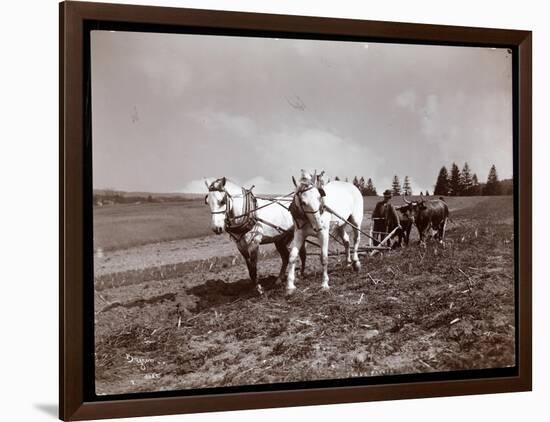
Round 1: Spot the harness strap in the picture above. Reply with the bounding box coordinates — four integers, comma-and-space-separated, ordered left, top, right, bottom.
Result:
255, 217, 293, 234
225, 188, 257, 235
291, 184, 325, 224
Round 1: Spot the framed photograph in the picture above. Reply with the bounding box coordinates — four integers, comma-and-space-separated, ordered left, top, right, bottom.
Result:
60, 1, 532, 420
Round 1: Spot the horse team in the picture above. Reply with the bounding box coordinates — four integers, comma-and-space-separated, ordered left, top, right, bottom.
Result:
205, 170, 449, 295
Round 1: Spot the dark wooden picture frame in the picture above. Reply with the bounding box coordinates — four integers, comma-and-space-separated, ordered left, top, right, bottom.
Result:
60, 1, 532, 420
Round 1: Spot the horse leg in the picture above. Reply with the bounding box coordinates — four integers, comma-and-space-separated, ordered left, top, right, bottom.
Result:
347, 216, 362, 272
274, 237, 290, 285
299, 245, 307, 277
247, 241, 262, 294
337, 225, 351, 266
283, 231, 306, 278
237, 238, 262, 295
286, 230, 305, 295
320, 229, 330, 290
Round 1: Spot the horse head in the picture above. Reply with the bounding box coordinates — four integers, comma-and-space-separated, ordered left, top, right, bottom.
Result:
292, 169, 326, 232
204, 177, 229, 234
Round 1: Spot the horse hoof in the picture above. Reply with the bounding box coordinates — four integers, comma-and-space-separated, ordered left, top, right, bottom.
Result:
321, 284, 330, 292
352, 260, 361, 272
256, 285, 264, 295
286, 287, 296, 296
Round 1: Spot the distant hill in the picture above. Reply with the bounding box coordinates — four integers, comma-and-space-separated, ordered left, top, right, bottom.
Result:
93, 189, 203, 206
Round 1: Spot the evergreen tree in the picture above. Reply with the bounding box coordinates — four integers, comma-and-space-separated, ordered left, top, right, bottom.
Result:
365, 178, 377, 196
358, 176, 366, 195
434, 166, 450, 196
352, 176, 359, 189
471, 173, 481, 196
391, 175, 401, 196
344, 176, 349, 182
402, 176, 412, 195
449, 162, 462, 196
461, 162, 473, 195
425, 190, 430, 196
334, 176, 340, 181
484, 165, 501, 195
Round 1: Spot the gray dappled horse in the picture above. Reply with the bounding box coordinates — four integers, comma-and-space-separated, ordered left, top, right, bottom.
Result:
286, 170, 364, 294
205, 177, 306, 294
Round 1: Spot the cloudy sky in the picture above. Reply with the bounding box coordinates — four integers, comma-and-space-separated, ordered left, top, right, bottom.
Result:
91, 30, 513, 194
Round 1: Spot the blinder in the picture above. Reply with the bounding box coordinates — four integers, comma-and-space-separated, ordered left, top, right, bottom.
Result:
205, 187, 229, 215
206, 179, 230, 213
294, 184, 325, 216
206, 179, 258, 236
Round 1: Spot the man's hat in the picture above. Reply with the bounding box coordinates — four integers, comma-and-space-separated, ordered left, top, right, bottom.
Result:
383, 189, 392, 198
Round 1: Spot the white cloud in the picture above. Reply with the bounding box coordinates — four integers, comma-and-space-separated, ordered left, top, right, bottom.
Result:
257, 128, 384, 187
190, 111, 256, 138
180, 176, 290, 195
242, 176, 292, 194
395, 90, 417, 111
179, 178, 208, 194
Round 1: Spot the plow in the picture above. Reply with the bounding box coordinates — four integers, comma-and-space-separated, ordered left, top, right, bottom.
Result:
253, 194, 396, 257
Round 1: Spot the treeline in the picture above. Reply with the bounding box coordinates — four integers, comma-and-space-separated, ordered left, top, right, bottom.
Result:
333, 175, 415, 197
336, 162, 512, 198
434, 163, 512, 196
390, 175, 414, 196
329, 176, 378, 196
93, 190, 193, 206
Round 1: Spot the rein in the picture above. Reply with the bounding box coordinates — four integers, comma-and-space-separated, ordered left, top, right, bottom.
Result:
288, 183, 326, 231
208, 186, 257, 236
207, 180, 295, 239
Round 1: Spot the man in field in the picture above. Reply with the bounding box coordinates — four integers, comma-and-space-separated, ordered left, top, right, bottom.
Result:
372, 189, 401, 247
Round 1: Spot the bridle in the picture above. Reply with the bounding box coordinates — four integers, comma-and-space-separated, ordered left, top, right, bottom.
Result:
296, 185, 324, 215
205, 179, 258, 238
205, 185, 234, 216
290, 183, 326, 230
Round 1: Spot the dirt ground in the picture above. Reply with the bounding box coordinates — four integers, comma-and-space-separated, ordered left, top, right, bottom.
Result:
94, 196, 515, 395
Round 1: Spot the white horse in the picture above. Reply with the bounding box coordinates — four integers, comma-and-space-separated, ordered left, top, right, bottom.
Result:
287, 170, 364, 294
205, 177, 306, 295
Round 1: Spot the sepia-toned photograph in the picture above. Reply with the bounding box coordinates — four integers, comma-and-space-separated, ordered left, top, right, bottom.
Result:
91, 30, 515, 396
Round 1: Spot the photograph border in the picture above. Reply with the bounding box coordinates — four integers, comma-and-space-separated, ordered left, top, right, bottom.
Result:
60, 1, 532, 420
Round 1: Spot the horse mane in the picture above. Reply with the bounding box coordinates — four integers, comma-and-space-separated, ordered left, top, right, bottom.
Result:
298, 169, 312, 184
208, 177, 241, 195
296, 169, 326, 190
